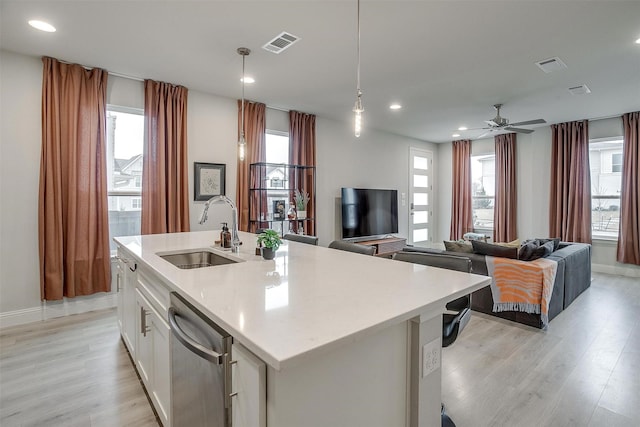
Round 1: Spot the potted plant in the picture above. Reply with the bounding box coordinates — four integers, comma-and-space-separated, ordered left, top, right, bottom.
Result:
294, 189, 310, 220
256, 229, 282, 260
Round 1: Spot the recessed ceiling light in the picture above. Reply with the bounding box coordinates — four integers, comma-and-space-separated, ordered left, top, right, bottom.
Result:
458, 126, 467, 131
452, 133, 461, 138
389, 103, 402, 110
28, 20, 56, 32
636, 38, 640, 44
241, 77, 255, 84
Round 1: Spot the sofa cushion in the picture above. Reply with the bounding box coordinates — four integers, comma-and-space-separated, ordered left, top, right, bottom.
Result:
471, 240, 518, 259
443, 240, 474, 253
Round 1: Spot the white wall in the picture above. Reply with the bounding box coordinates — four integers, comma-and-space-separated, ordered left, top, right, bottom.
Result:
0, 50, 438, 317
315, 117, 437, 246
0, 51, 43, 314
437, 117, 640, 277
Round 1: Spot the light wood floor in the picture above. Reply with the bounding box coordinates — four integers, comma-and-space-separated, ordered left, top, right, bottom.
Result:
443, 272, 640, 427
0, 309, 158, 426
0, 272, 638, 426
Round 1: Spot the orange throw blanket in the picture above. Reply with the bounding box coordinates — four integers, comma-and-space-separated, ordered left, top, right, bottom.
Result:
485, 256, 558, 327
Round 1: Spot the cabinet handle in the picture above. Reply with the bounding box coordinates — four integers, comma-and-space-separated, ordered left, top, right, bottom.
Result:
129, 262, 137, 272
116, 273, 122, 292
140, 307, 151, 337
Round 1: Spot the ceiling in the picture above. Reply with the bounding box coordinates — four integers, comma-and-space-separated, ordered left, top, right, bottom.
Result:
2, 1, 639, 143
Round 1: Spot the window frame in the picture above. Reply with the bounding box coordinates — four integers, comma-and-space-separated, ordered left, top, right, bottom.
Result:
589, 137, 623, 241
471, 153, 496, 233
106, 105, 145, 253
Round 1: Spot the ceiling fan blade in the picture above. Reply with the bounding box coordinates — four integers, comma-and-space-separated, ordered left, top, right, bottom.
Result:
509, 119, 546, 126
504, 127, 534, 134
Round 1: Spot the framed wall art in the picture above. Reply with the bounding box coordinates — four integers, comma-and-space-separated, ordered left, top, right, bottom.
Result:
194, 162, 226, 201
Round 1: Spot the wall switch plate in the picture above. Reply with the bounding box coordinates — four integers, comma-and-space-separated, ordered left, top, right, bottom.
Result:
422, 339, 440, 378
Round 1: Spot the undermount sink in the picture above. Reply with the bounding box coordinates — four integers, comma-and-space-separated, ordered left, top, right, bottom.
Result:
158, 249, 239, 269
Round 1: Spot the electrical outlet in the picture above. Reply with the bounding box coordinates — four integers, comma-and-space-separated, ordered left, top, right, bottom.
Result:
422, 339, 440, 378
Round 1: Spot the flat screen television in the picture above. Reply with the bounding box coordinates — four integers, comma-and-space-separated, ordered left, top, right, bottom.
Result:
341, 187, 399, 239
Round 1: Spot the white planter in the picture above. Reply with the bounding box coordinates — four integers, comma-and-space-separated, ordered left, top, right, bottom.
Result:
297, 210, 307, 220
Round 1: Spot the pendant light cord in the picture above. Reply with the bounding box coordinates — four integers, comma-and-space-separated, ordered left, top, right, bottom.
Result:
356, 0, 361, 96
241, 53, 245, 139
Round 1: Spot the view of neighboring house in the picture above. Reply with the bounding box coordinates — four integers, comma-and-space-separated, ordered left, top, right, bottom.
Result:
106, 112, 144, 249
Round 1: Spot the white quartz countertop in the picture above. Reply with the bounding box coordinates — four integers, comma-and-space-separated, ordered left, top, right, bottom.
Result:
115, 231, 491, 370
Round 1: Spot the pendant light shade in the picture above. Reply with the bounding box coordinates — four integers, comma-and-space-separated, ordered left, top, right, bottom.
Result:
353, 0, 364, 137
237, 47, 250, 160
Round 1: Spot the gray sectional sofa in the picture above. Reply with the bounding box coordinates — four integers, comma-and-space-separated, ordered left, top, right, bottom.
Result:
402, 242, 592, 329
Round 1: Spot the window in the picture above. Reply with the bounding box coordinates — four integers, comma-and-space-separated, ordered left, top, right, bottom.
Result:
589, 138, 623, 239
265, 131, 290, 164
106, 106, 144, 251
612, 153, 622, 173
471, 154, 495, 230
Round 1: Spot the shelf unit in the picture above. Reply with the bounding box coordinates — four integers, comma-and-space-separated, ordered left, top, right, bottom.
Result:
249, 162, 316, 237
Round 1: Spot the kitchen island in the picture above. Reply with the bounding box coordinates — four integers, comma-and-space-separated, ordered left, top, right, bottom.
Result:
115, 230, 490, 427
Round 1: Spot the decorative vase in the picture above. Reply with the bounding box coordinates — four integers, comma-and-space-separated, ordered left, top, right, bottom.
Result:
297, 210, 307, 220
261, 247, 276, 260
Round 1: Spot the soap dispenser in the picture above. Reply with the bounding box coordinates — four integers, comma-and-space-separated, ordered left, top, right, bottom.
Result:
221, 222, 231, 249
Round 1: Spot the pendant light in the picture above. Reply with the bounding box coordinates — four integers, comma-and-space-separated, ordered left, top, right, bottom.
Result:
353, 0, 364, 137
237, 47, 251, 161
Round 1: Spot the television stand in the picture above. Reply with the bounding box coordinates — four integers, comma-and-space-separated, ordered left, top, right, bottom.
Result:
358, 237, 407, 258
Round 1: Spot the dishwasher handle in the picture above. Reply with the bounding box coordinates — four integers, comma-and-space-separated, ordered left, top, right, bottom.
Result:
168, 307, 224, 364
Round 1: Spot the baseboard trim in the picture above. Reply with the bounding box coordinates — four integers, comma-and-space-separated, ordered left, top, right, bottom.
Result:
592, 263, 640, 278
0, 292, 117, 330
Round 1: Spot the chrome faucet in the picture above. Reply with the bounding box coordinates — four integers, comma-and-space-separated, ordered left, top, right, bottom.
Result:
199, 195, 241, 253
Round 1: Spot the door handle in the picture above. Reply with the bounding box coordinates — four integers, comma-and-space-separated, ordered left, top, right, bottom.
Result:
140, 307, 151, 337
168, 307, 223, 364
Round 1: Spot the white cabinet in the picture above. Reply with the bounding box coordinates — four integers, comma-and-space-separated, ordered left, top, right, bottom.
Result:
116, 251, 137, 356
232, 342, 266, 427
135, 287, 171, 427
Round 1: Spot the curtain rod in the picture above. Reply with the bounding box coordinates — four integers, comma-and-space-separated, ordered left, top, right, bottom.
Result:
108, 70, 144, 82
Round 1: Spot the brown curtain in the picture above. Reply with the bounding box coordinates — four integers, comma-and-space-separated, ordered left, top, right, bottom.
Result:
39, 57, 110, 300
289, 110, 317, 236
141, 80, 190, 234
494, 133, 517, 242
236, 101, 266, 231
450, 140, 473, 240
617, 111, 640, 265
549, 120, 592, 243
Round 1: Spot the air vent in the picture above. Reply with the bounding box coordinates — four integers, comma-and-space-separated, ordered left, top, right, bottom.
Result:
262, 31, 301, 54
535, 57, 568, 73
568, 84, 591, 95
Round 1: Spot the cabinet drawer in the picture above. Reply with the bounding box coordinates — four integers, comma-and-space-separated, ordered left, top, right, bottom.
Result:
137, 268, 170, 316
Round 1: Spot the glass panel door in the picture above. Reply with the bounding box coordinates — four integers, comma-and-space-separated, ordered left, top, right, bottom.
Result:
409, 148, 433, 247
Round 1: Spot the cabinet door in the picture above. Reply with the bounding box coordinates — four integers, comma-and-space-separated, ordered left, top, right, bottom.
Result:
135, 289, 172, 427
116, 256, 137, 356
116, 261, 125, 333
122, 261, 137, 356
150, 306, 171, 427
135, 289, 153, 387
232, 342, 266, 427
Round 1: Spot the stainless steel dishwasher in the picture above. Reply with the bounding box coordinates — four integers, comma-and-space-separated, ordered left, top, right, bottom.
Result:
168, 292, 233, 427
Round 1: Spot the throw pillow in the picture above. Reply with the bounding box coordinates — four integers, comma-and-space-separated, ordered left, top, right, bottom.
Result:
443, 240, 474, 253
518, 239, 557, 261
532, 237, 560, 252
471, 240, 518, 259
493, 239, 521, 248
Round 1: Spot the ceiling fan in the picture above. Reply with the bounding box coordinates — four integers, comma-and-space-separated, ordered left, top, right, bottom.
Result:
470, 104, 546, 139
